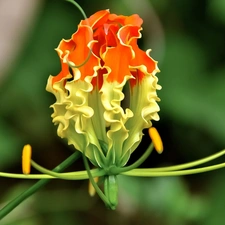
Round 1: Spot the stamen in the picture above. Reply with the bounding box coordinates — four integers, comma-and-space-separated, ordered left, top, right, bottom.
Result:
148, 127, 163, 154
88, 177, 99, 196
22, 144, 32, 174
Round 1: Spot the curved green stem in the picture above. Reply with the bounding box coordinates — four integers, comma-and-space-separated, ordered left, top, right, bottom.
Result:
65, 0, 87, 20
140, 149, 225, 172
82, 154, 110, 206
0, 172, 53, 179
122, 162, 225, 177
0, 151, 80, 220
66, 50, 92, 69
31, 160, 104, 180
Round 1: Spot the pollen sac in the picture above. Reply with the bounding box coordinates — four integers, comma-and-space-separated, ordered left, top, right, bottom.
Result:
22, 144, 32, 174
46, 10, 161, 168
149, 127, 163, 154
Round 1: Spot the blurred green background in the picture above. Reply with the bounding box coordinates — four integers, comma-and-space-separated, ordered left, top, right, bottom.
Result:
0, 0, 225, 224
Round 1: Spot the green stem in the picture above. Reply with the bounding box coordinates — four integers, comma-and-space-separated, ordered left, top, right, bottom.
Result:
82, 155, 110, 206
139, 149, 225, 172
0, 151, 80, 220
0, 172, 53, 179
122, 162, 225, 177
65, 0, 87, 19
66, 50, 92, 69
31, 160, 104, 180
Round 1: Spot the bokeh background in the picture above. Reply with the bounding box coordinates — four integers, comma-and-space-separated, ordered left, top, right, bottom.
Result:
1, 0, 225, 224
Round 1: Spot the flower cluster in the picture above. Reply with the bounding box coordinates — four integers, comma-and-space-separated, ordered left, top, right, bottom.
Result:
46, 9, 161, 168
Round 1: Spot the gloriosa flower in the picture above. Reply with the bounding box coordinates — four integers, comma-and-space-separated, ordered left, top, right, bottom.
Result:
1, 4, 225, 217
46, 9, 161, 168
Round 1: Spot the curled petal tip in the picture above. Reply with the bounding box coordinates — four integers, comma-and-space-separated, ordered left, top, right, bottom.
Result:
22, 144, 32, 174
148, 127, 163, 154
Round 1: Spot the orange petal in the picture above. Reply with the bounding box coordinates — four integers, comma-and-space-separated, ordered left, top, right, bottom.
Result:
92, 24, 119, 58
119, 25, 156, 74
69, 26, 100, 80
118, 25, 140, 45
81, 9, 109, 29
124, 14, 143, 27
92, 27, 106, 57
52, 39, 75, 85
103, 24, 120, 47
130, 40, 156, 73
108, 14, 126, 25
52, 60, 71, 85
91, 68, 106, 90
57, 39, 75, 59
108, 14, 143, 27
103, 44, 133, 83
129, 69, 145, 88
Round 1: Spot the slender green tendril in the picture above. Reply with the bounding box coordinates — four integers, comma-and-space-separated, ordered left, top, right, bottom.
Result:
0, 172, 53, 179
65, 0, 87, 19
122, 149, 225, 177
137, 148, 225, 172
31, 159, 105, 180
122, 162, 225, 177
65, 0, 92, 69
66, 49, 92, 69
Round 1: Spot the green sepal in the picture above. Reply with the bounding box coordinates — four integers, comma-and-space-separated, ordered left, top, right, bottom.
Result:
93, 145, 106, 168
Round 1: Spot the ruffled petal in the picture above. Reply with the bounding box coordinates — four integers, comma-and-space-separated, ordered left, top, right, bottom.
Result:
108, 14, 143, 27
102, 44, 133, 83
123, 68, 161, 155
119, 25, 157, 75
113, 24, 160, 156
81, 9, 109, 29
100, 76, 133, 165
46, 58, 105, 166
52, 39, 75, 85
69, 25, 100, 80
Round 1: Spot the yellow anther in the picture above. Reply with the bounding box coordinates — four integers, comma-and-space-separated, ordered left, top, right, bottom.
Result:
22, 144, 32, 174
148, 127, 163, 154
88, 177, 99, 197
